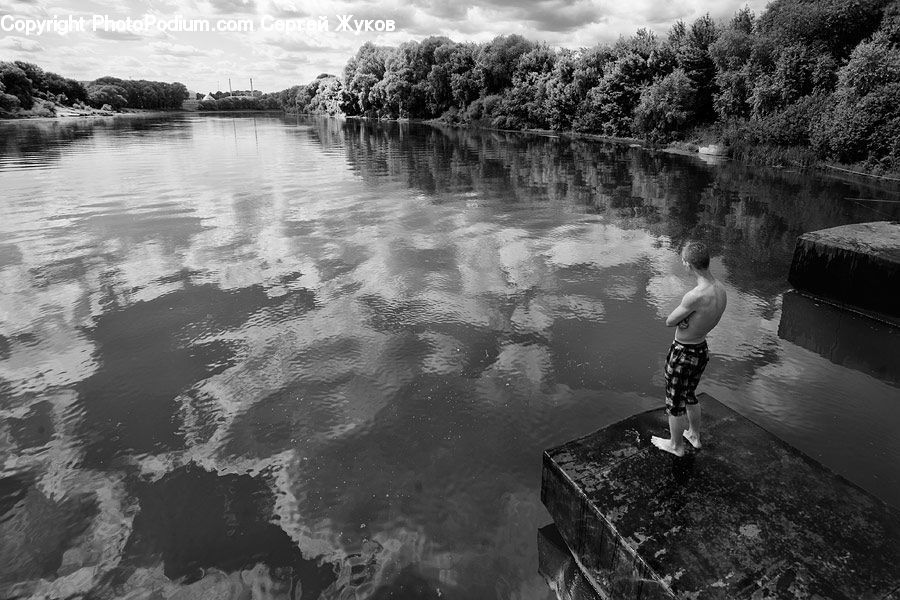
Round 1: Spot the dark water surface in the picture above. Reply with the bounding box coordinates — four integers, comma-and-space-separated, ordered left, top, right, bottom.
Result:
1, 114, 898, 599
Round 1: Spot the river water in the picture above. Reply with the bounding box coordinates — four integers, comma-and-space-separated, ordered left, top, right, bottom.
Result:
0, 114, 898, 599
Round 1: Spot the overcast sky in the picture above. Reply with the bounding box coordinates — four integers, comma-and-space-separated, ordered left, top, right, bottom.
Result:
0, 0, 770, 94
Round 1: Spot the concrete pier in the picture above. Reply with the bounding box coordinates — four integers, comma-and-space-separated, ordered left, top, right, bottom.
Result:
787, 221, 900, 321
540, 394, 900, 600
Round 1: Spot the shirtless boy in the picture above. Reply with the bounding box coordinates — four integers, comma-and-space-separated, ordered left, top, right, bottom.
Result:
651, 240, 727, 457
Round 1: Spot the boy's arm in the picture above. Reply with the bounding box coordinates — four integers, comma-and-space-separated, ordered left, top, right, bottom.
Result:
666, 293, 698, 327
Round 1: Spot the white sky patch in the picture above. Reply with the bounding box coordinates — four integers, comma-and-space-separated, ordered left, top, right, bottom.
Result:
150, 40, 215, 56
0, 35, 44, 51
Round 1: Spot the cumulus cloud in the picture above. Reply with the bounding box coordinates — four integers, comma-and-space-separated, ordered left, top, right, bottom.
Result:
518, 0, 608, 33
0, 0, 42, 8
202, 0, 257, 13
258, 33, 336, 53
0, 36, 44, 52
150, 41, 209, 56
94, 28, 145, 41
407, 0, 606, 32
256, 0, 310, 18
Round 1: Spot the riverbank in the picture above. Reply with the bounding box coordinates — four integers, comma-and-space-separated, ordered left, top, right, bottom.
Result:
337, 113, 900, 185
0, 105, 182, 122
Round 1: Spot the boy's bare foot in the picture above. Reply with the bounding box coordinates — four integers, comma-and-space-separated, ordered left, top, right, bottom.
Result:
683, 429, 701, 449
651, 435, 685, 457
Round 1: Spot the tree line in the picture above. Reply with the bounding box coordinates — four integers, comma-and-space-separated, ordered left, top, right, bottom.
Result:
0, 61, 188, 114
194, 74, 342, 114
196, 90, 282, 111
272, 0, 900, 173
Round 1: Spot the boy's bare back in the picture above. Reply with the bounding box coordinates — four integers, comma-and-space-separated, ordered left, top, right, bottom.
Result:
674, 280, 727, 344
666, 263, 728, 344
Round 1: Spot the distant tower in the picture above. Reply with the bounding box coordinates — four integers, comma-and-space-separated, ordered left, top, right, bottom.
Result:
250, 77, 253, 94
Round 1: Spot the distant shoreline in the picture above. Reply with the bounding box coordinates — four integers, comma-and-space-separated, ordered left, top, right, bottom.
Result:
0, 108, 291, 122
0, 106, 182, 123
189, 109, 285, 115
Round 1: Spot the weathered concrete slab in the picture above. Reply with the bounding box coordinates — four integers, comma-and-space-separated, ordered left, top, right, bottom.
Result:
788, 221, 900, 321
538, 524, 602, 600
541, 393, 900, 600
778, 290, 900, 386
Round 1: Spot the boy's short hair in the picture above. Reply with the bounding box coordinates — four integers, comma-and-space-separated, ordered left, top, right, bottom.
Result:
682, 240, 710, 269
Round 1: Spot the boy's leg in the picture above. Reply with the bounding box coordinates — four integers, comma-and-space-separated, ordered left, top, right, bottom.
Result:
653, 342, 687, 455
652, 385, 687, 456
684, 404, 701, 449
684, 344, 708, 448
652, 414, 686, 456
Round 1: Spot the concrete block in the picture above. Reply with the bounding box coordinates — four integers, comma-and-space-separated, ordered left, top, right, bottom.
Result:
541, 394, 900, 599
788, 221, 900, 321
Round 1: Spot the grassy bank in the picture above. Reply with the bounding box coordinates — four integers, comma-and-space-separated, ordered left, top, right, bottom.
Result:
0, 99, 183, 121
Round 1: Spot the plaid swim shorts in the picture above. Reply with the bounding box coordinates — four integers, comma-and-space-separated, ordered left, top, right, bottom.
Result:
664, 339, 709, 416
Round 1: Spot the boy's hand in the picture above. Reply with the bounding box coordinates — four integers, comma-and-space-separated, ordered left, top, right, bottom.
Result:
677, 316, 690, 329
666, 292, 698, 327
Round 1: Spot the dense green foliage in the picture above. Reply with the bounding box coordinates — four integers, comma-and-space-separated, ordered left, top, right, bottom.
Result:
86, 77, 188, 111
0, 62, 187, 114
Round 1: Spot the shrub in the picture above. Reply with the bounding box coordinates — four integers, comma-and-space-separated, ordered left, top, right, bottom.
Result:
714, 68, 752, 119
25, 99, 56, 117
0, 93, 20, 112
464, 97, 485, 121
0, 62, 34, 109
754, 93, 829, 146
810, 40, 900, 169
87, 84, 127, 110
811, 83, 900, 165
0, 81, 20, 112
573, 53, 650, 135
837, 39, 900, 96
634, 68, 696, 141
